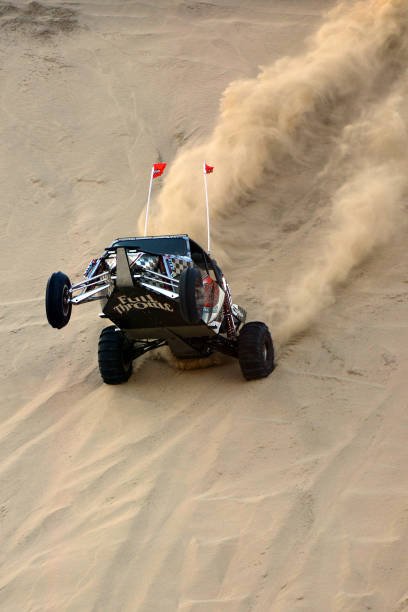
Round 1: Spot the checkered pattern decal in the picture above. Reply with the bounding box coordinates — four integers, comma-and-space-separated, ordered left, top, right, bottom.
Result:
138, 254, 159, 272
164, 255, 191, 278
130, 253, 192, 292
129, 254, 160, 288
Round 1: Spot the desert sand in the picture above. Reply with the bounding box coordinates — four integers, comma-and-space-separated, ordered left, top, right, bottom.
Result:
1, 1, 407, 610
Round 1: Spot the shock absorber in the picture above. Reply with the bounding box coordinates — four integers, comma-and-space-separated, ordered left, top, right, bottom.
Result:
84, 258, 97, 277
222, 277, 237, 339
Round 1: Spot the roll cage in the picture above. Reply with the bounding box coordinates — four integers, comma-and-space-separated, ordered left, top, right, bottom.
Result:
69, 234, 224, 306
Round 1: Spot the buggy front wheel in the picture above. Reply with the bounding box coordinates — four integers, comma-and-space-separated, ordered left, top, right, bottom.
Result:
238, 322, 275, 380
45, 271, 72, 329
98, 326, 133, 384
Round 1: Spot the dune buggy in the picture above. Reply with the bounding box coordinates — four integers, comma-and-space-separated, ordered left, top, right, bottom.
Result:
45, 234, 275, 382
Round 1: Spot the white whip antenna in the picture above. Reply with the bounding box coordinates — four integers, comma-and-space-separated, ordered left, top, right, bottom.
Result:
203, 161, 214, 253
144, 166, 154, 236
144, 162, 167, 236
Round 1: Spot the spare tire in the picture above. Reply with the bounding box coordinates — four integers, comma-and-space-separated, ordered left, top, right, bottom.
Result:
45, 271, 72, 329
178, 267, 204, 324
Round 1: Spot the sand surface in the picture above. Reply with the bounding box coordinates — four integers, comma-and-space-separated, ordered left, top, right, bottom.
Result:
1, 1, 408, 610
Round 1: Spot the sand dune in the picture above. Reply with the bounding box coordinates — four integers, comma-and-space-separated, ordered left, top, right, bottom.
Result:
1, 1, 407, 611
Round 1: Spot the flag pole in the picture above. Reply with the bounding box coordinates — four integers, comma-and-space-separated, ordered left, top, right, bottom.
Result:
203, 161, 211, 253
144, 166, 155, 236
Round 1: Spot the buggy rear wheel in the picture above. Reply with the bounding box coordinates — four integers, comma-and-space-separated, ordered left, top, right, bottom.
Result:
45, 271, 72, 329
98, 326, 133, 384
238, 322, 275, 380
178, 267, 204, 324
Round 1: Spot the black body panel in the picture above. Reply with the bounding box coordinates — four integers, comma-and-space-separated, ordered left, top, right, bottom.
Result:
109, 236, 190, 256
103, 287, 214, 339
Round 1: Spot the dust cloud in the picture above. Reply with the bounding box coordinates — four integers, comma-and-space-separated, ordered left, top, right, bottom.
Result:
150, 0, 408, 346
275, 86, 408, 344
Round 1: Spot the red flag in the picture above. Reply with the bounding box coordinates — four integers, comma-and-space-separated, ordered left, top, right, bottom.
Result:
153, 162, 166, 178
205, 164, 214, 174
